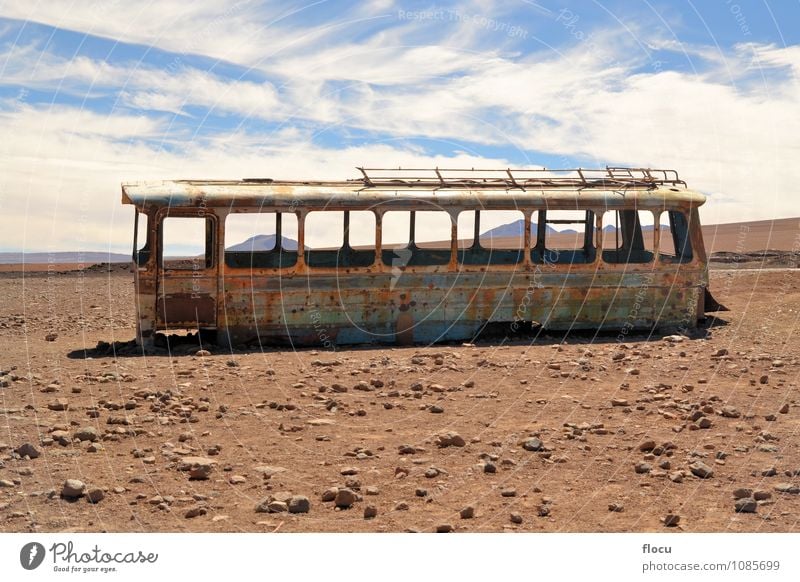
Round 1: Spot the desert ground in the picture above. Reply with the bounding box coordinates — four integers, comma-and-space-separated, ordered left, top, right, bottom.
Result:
0, 257, 798, 534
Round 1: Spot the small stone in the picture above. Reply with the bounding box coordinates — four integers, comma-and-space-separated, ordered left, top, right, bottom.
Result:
638, 440, 656, 452
86, 488, 105, 504
436, 432, 466, 448
634, 462, 652, 474
668, 472, 684, 483
775, 483, 800, 494
416, 488, 428, 497
267, 501, 288, 513
436, 524, 453, 533
734, 498, 757, 513
229, 475, 246, 484
721, 406, 740, 418
365, 486, 379, 496
0, 479, 14, 488
334, 488, 358, 508
753, 491, 771, 501
48, 399, 69, 411
424, 467, 440, 478
482, 461, 496, 474
178, 456, 216, 480
759, 375, 769, 384
196, 350, 211, 357
611, 398, 629, 407
732, 488, 753, 499
500, 488, 517, 497
15, 443, 40, 459
522, 437, 543, 452
363, 505, 377, 519
61, 479, 86, 499
429, 405, 444, 414
608, 502, 624, 512
185, 506, 207, 518
460, 505, 475, 519
663, 514, 680, 527
74, 426, 98, 442
321, 487, 338, 502
340, 466, 358, 476
288, 495, 310, 514
44, 332, 58, 341
510, 513, 523, 524
689, 461, 714, 479
779, 403, 789, 414
697, 417, 712, 429
762, 467, 777, 477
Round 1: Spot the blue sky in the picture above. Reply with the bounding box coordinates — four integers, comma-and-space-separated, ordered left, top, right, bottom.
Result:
1, 0, 798, 251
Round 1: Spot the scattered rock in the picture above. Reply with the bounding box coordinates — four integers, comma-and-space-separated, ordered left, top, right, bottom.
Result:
721, 406, 740, 419
753, 491, 771, 501
779, 403, 789, 414
634, 462, 652, 474
48, 399, 69, 411
0, 479, 14, 488
74, 426, 98, 442
460, 505, 475, 519
185, 506, 207, 518
436, 523, 453, 533
364, 505, 377, 519
689, 461, 714, 479
522, 437, 543, 452
734, 498, 757, 513
638, 440, 656, 452
608, 502, 624, 513
500, 488, 517, 497
334, 488, 358, 508
321, 487, 338, 502
774, 483, 800, 494
61, 479, 86, 499
663, 514, 680, 527
510, 513, 523, 524
429, 405, 444, 414
611, 398, 629, 407
436, 432, 466, 448
15, 443, 40, 459
86, 488, 105, 504
178, 457, 215, 480
288, 495, 310, 514
732, 488, 753, 500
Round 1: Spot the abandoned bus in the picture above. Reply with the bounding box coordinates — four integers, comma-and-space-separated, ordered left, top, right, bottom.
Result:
121, 167, 723, 347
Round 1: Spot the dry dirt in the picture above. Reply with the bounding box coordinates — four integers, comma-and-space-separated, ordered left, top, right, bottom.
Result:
1, 266, 799, 533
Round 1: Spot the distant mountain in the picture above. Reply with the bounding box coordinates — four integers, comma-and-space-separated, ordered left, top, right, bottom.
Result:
226, 234, 300, 251
479, 219, 575, 239
0, 251, 130, 264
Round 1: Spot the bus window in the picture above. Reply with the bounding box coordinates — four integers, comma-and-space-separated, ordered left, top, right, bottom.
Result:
381, 210, 452, 267
457, 210, 525, 265
134, 212, 151, 266
161, 216, 213, 270
658, 211, 693, 263
601, 210, 654, 264
224, 212, 298, 269
533, 210, 595, 265
304, 211, 375, 268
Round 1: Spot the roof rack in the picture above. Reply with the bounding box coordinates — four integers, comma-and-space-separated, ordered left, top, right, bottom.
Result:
352, 167, 686, 190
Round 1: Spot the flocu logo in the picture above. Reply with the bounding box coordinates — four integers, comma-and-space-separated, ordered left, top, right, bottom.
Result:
20, 542, 46, 570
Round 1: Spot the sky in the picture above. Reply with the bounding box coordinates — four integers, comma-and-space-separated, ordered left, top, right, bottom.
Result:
0, 0, 798, 253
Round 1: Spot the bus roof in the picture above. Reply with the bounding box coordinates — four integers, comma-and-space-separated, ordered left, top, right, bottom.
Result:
121, 179, 706, 212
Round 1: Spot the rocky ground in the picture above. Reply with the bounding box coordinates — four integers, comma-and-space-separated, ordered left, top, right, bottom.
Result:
0, 267, 798, 533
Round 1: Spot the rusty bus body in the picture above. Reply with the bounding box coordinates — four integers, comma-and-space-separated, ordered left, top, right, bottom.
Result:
121, 167, 722, 347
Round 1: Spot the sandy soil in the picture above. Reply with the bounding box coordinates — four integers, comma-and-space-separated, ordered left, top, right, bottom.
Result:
0, 267, 798, 533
